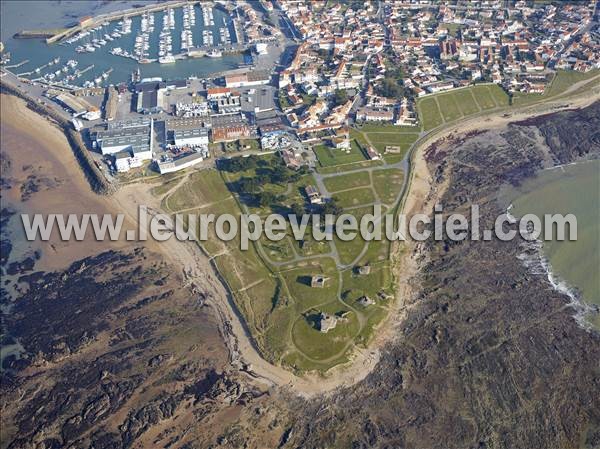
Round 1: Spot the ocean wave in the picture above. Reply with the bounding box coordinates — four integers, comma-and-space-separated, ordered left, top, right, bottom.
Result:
512, 205, 597, 330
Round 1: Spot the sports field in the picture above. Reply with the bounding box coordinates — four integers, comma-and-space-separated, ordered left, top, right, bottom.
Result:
417, 84, 509, 130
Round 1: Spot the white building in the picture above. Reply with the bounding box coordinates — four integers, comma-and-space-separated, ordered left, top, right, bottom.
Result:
114, 150, 144, 173
94, 119, 153, 161
255, 42, 268, 55
173, 128, 209, 146
157, 152, 205, 174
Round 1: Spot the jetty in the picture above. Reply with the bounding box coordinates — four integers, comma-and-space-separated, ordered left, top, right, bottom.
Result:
4, 59, 29, 69
45, 1, 193, 44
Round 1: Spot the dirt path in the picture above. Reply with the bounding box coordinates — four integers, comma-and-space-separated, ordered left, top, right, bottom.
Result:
111, 87, 599, 397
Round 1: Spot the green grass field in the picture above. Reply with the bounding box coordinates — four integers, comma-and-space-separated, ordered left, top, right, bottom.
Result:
316, 159, 383, 174
372, 168, 404, 204
323, 171, 371, 192
291, 307, 359, 361
163, 170, 232, 213
471, 85, 496, 109
418, 97, 444, 130
363, 132, 419, 156
334, 186, 376, 208
356, 123, 421, 133
436, 93, 463, 121
453, 88, 480, 115
417, 84, 510, 130
545, 69, 599, 98
313, 140, 366, 168
148, 136, 408, 372
332, 206, 381, 266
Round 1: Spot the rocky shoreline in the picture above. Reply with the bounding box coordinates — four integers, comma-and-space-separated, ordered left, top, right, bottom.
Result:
1, 87, 600, 448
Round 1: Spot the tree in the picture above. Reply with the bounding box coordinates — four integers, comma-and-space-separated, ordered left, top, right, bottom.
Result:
257, 191, 278, 207
221, 155, 258, 172
271, 164, 299, 184
375, 77, 405, 99
333, 89, 348, 107
237, 177, 260, 194
319, 198, 343, 217
290, 202, 306, 218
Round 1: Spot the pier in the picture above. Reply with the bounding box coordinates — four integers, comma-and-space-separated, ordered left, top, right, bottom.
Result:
78, 64, 95, 76
45, 0, 196, 44
4, 59, 29, 69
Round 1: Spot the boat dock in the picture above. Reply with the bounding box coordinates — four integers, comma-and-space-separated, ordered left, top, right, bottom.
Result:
45, 0, 195, 44
4, 59, 29, 69
78, 64, 95, 76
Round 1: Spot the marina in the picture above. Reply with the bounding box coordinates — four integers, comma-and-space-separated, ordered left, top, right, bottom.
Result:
1, 3, 249, 88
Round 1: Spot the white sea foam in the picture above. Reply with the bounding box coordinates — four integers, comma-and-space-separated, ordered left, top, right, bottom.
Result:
513, 206, 596, 330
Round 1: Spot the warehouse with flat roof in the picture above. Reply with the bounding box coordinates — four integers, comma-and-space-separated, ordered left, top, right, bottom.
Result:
174, 128, 209, 146
94, 119, 153, 160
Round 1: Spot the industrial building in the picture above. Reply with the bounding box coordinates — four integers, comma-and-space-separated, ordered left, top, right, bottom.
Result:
224, 70, 270, 88
216, 96, 241, 114
136, 89, 165, 114
114, 150, 143, 173
93, 119, 154, 164
173, 128, 209, 146
157, 152, 205, 175
54, 92, 96, 117
135, 80, 166, 114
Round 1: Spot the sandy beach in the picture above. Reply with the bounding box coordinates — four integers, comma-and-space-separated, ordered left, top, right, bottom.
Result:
2, 74, 599, 397
1, 94, 134, 272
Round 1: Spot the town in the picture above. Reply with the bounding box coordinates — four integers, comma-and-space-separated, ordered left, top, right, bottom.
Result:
1, 0, 598, 373
2, 0, 598, 178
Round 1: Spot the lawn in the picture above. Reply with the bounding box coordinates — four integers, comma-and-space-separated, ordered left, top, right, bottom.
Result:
316, 159, 382, 174
453, 88, 480, 115
341, 263, 392, 300
333, 205, 380, 266
313, 140, 366, 168
291, 304, 359, 361
488, 84, 509, 106
418, 97, 444, 130
280, 257, 340, 311
418, 85, 509, 128
545, 69, 599, 98
350, 128, 369, 147
163, 169, 233, 213
436, 92, 463, 122
511, 91, 544, 106
372, 168, 404, 205
239, 139, 261, 151
259, 233, 296, 263
356, 123, 421, 133
323, 171, 371, 192
153, 149, 400, 373
364, 132, 419, 155
334, 186, 376, 208
471, 85, 497, 110
367, 133, 419, 145
292, 225, 334, 257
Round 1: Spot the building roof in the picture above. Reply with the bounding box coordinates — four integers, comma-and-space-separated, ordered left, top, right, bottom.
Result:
174, 128, 209, 139
135, 81, 166, 93
207, 87, 231, 97
141, 90, 158, 109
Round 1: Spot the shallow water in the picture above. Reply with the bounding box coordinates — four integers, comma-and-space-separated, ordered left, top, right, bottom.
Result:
504, 160, 600, 320
1, 1, 243, 86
